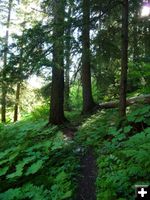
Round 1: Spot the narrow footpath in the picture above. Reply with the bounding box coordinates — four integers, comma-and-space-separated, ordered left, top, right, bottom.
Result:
75, 149, 97, 200
62, 124, 97, 200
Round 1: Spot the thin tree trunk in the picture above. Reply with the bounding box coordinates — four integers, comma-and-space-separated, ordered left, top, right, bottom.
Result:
1, 0, 13, 123
65, 61, 71, 111
49, 0, 66, 125
119, 0, 129, 119
13, 22, 24, 122
133, 10, 138, 62
14, 83, 21, 122
81, 0, 96, 114
64, 8, 72, 111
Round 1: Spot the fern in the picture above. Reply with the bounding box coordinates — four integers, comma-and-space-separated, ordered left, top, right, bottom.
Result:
0, 188, 21, 200
25, 160, 44, 175
0, 115, 77, 200
7, 156, 36, 179
50, 171, 73, 200
0, 166, 9, 176
0, 184, 49, 200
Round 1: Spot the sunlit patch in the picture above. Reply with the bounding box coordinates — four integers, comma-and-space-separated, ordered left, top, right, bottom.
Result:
141, 4, 150, 17
27, 75, 44, 89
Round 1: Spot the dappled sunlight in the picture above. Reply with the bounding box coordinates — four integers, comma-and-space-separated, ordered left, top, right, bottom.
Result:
0, 0, 150, 199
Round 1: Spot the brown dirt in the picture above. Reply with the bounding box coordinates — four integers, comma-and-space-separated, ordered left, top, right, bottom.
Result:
62, 126, 78, 139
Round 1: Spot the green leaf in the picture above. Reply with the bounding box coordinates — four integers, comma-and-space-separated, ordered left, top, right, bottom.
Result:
62, 190, 72, 199
0, 166, 9, 176
21, 183, 49, 200
144, 128, 150, 134
51, 132, 65, 150
0, 188, 21, 200
7, 156, 35, 179
123, 126, 132, 133
25, 160, 44, 175
108, 127, 119, 136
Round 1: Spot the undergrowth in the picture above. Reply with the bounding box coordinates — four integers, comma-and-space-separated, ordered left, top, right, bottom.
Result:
0, 118, 79, 200
75, 104, 150, 200
0, 104, 150, 200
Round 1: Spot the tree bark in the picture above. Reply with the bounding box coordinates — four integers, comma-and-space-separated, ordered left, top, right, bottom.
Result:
1, 0, 13, 123
64, 8, 72, 111
14, 83, 21, 122
49, 0, 66, 125
81, 0, 96, 114
133, 9, 139, 62
119, 0, 129, 119
65, 58, 71, 111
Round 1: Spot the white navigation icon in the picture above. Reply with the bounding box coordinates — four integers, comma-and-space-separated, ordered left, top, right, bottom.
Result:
138, 188, 147, 198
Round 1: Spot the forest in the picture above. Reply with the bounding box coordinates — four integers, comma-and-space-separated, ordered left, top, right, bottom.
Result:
0, 0, 150, 199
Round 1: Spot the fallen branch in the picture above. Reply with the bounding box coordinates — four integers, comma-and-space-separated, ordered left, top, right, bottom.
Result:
98, 94, 150, 109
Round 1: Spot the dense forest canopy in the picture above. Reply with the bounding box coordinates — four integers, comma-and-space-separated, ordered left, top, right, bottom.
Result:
0, 0, 150, 199
0, 0, 149, 123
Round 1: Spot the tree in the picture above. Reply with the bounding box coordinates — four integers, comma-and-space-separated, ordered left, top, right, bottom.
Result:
14, 82, 21, 122
119, 0, 129, 119
81, 0, 96, 114
49, 0, 66, 124
1, 0, 13, 122
64, 6, 72, 111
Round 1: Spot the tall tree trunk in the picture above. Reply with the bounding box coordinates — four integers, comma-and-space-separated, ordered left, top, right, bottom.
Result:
49, 0, 66, 125
81, 0, 96, 114
14, 83, 21, 122
119, 0, 129, 119
1, 0, 13, 123
133, 10, 138, 62
64, 8, 72, 111
13, 23, 24, 122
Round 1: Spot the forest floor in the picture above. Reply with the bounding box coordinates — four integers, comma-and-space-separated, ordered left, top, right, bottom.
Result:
62, 116, 97, 200
62, 105, 150, 200
75, 149, 97, 200
0, 105, 150, 200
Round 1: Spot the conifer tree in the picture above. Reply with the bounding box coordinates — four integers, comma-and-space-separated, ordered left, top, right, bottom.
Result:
1, 0, 13, 122
119, 0, 129, 119
49, 0, 66, 124
81, 0, 96, 114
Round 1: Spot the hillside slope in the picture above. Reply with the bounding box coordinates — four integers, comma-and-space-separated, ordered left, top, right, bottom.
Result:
0, 105, 150, 200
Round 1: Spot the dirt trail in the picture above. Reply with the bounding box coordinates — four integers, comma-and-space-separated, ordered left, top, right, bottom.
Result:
62, 126, 77, 139
62, 124, 97, 200
75, 149, 97, 200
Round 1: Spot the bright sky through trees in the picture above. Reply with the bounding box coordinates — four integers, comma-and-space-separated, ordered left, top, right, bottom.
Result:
27, 75, 44, 88
141, 2, 150, 17
0, 0, 150, 198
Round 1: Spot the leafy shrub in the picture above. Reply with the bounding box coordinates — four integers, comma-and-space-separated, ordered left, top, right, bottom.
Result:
0, 118, 78, 200
97, 106, 150, 199
75, 105, 150, 200
29, 104, 49, 120
75, 109, 117, 148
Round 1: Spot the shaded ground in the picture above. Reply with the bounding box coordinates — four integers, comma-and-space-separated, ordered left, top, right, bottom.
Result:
62, 117, 97, 200
62, 126, 78, 139
75, 149, 97, 200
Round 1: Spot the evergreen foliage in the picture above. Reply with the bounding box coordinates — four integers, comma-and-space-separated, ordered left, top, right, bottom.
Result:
0, 0, 150, 199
